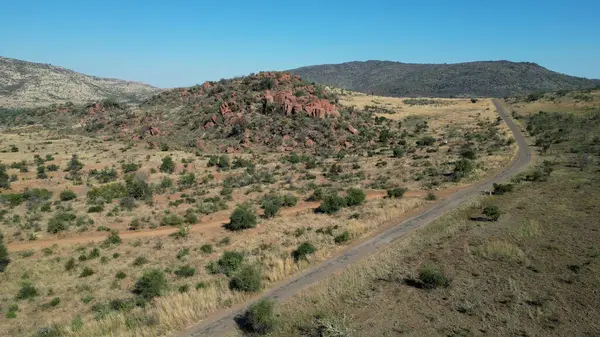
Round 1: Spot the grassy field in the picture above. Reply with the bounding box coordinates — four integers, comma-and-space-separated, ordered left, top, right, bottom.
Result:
0, 96, 515, 336
257, 89, 600, 336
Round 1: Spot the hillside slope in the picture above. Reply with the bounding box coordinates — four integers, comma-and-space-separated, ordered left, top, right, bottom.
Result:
0, 56, 162, 108
289, 60, 600, 98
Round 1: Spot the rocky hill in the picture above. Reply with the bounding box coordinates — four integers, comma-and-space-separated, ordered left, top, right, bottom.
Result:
289, 60, 600, 98
0, 56, 162, 108
1, 72, 383, 155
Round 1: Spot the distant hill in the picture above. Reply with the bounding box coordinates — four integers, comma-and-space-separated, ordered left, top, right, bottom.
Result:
0, 56, 162, 108
289, 60, 600, 98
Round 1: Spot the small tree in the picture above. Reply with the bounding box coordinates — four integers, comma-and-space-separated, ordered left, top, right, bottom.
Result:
292, 242, 316, 261
483, 206, 501, 221
0, 231, 9, 272
59, 190, 77, 201
345, 188, 366, 206
132, 269, 167, 301
238, 298, 277, 334
318, 194, 347, 214
0, 164, 10, 189
226, 204, 257, 231
387, 187, 407, 198
160, 156, 175, 174
229, 264, 262, 292
214, 251, 244, 276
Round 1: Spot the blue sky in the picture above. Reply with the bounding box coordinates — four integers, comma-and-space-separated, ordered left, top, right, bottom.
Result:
1, 0, 599, 88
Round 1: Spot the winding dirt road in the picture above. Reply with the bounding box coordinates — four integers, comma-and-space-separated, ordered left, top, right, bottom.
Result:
174, 99, 533, 337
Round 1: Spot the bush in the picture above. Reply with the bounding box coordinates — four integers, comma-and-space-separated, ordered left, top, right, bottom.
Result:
115, 271, 126, 280
292, 242, 316, 261
87, 205, 104, 213
218, 155, 230, 170
200, 244, 213, 254
184, 210, 198, 224
79, 267, 94, 278
418, 264, 450, 289
0, 231, 9, 272
229, 264, 262, 292
483, 206, 501, 221
237, 298, 277, 334
392, 147, 405, 158
318, 194, 347, 214
132, 269, 167, 300
64, 257, 75, 271
345, 188, 366, 206
174, 265, 196, 278
226, 204, 257, 231
214, 251, 244, 276
160, 156, 175, 174
492, 183, 513, 195
0, 164, 10, 189
46, 164, 59, 172
133, 256, 148, 266
16, 283, 39, 300
125, 175, 152, 200
179, 173, 196, 188
334, 231, 350, 244
425, 192, 437, 200
119, 196, 136, 210
416, 136, 436, 146
262, 201, 280, 219
453, 158, 474, 182
282, 194, 298, 207
121, 163, 140, 173
59, 190, 77, 201
104, 230, 122, 245
460, 148, 477, 160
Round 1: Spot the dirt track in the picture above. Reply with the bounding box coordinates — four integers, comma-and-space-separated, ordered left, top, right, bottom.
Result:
174, 99, 533, 337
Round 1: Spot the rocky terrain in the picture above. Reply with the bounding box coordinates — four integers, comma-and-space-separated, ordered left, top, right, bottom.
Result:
0, 57, 161, 108
290, 60, 600, 98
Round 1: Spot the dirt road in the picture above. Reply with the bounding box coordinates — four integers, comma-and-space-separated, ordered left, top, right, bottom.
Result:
174, 99, 533, 337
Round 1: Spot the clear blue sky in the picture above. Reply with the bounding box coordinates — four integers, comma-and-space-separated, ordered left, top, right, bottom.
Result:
1, 0, 599, 88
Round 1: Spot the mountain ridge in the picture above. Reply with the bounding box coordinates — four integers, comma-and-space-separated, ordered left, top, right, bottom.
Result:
289, 60, 600, 98
0, 56, 162, 108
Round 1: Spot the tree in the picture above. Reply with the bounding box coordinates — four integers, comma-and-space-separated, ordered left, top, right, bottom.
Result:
160, 156, 175, 174
226, 204, 257, 230
345, 188, 366, 206
237, 298, 277, 334
132, 269, 167, 301
0, 164, 10, 189
229, 264, 262, 292
0, 231, 9, 272
318, 194, 347, 214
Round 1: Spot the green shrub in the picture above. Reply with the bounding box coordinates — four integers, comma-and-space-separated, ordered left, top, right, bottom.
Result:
87, 183, 127, 203
79, 267, 94, 278
0, 231, 9, 272
132, 269, 167, 300
174, 265, 196, 278
453, 158, 474, 182
121, 163, 140, 173
282, 194, 298, 207
16, 283, 38, 300
59, 190, 77, 201
160, 156, 175, 174
416, 136, 436, 146
261, 195, 281, 219
392, 147, 405, 158
318, 194, 347, 214
64, 258, 75, 271
48, 297, 61, 307
226, 204, 257, 231
211, 251, 244, 276
161, 214, 183, 227
334, 231, 350, 244
460, 148, 477, 160
229, 264, 262, 292
238, 298, 277, 334
292, 242, 316, 261
179, 173, 196, 188
87, 205, 104, 213
125, 175, 152, 200
46, 164, 59, 172
132, 256, 148, 266
104, 230, 122, 245
387, 187, 407, 198
88, 248, 100, 259
425, 192, 437, 200
89, 167, 118, 183
492, 183, 513, 195
115, 271, 126, 280
483, 206, 501, 221
218, 155, 230, 170
345, 188, 366, 206
176, 248, 189, 259
200, 244, 213, 254
418, 264, 450, 289
119, 196, 136, 210
184, 210, 198, 224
